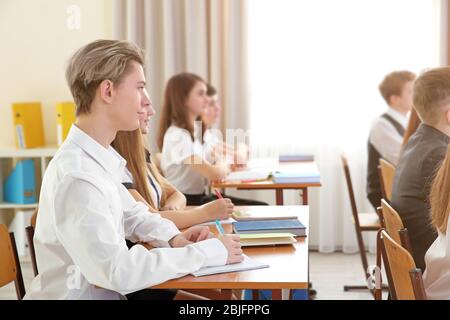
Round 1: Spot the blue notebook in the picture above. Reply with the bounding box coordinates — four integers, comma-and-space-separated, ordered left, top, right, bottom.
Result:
279, 153, 314, 162
233, 219, 306, 237
272, 172, 320, 184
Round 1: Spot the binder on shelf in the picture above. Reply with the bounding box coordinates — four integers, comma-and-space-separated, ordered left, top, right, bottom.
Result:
3, 159, 37, 204
56, 102, 76, 146
12, 102, 46, 149
233, 218, 307, 237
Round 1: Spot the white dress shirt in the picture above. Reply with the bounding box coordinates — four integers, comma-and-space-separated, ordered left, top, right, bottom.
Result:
24, 125, 227, 300
369, 108, 408, 165
423, 228, 450, 300
160, 125, 208, 194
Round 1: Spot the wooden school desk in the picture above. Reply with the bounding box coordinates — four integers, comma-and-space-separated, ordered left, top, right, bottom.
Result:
152, 205, 309, 300
212, 161, 321, 205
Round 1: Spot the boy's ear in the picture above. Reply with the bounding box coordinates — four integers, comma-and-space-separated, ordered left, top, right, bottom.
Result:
445, 109, 450, 125
99, 80, 114, 104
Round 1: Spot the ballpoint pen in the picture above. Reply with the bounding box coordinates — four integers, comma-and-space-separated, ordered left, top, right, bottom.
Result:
215, 218, 225, 235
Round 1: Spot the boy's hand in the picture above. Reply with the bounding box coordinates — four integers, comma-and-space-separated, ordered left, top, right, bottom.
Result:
219, 234, 244, 264
169, 226, 213, 247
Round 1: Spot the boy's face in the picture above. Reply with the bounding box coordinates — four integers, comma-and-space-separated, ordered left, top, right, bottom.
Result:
109, 61, 150, 131
202, 94, 221, 126
138, 100, 156, 135
392, 81, 414, 113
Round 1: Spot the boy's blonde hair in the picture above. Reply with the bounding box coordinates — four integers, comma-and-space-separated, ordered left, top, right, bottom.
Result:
379, 71, 416, 106
413, 67, 450, 125
66, 39, 145, 115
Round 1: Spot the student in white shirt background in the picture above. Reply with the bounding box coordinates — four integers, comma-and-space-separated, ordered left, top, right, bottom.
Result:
366, 70, 416, 210
425, 142, 450, 299
24, 40, 243, 300
203, 83, 249, 171
157, 72, 267, 206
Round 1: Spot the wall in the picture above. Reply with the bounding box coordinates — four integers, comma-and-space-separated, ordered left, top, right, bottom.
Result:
0, 0, 113, 147
0, 0, 112, 225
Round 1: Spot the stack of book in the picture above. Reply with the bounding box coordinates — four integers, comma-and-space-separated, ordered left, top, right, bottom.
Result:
232, 208, 307, 247
233, 219, 307, 237
272, 171, 320, 184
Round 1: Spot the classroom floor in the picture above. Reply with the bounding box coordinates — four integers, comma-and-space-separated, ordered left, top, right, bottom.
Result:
0, 252, 387, 300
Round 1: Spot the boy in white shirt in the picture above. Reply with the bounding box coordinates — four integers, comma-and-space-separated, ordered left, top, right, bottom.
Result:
366, 70, 415, 210
24, 40, 242, 300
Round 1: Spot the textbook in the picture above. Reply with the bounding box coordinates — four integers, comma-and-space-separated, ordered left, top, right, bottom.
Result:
238, 233, 297, 247
233, 219, 307, 237
279, 153, 314, 162
56, 102, 76, 146
12, 102, 45, 149
272, 172, 320, 184
225, 170, 272, 182
191, 254, 269, 277
232, 207, 298, 221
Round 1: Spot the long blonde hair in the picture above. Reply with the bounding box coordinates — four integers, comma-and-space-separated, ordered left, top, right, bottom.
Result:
430, 144, 450, 234
112, 130, 164, 210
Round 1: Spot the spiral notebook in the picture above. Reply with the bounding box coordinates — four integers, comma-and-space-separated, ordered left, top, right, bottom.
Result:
191, 255, 269, 277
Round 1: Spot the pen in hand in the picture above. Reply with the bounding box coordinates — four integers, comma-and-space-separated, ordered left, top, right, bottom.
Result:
214, 188, 223, 199
215, 219, 225, 235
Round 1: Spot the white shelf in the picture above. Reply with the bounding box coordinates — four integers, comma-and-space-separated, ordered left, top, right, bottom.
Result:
0, 146, 58, 158
0, 202, 38, 209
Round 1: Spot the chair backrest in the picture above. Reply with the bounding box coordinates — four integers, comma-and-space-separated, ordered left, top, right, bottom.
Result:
26, 207, 39, 276
380, 230, 426, 300
0, 224, 26, 299
30, 207, 38, 229
381, 199, 404, 245
340, 154, 359, 225
379, 159, 396, 202
25, 225, 38, 277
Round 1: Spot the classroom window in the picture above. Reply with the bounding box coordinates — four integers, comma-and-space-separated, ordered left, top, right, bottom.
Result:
248, 0, 443, 152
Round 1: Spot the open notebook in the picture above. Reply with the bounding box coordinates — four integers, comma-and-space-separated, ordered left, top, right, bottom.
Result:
191, 254, 269, 277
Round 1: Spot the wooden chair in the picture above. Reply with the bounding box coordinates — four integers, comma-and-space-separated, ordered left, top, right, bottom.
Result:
380, 199, 413, 254
341, 155, 382, 294
0, 224, 26, 299
25, 208, 39, 276
378, 159, 396, 203
379, 230, 426, 300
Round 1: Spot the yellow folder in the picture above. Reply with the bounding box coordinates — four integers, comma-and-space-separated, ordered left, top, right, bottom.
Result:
12, 102, 45, 149
56, 102, 76, 146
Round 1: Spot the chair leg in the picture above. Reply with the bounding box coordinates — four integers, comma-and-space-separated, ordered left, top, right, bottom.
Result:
344, 284, 389, 291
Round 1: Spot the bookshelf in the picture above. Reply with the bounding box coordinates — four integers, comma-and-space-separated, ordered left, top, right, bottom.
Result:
0, 146, 58, 213
0, 146, 58, 256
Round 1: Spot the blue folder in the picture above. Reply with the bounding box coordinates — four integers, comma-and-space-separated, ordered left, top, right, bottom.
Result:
4, 159, 36, 204
233, 219, 307, 237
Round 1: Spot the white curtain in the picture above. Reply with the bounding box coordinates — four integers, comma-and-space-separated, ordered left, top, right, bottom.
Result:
247, 0, 446, 252
112, 0, 250, 152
